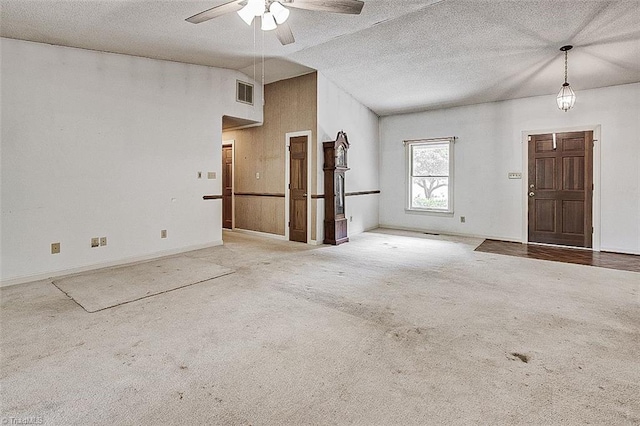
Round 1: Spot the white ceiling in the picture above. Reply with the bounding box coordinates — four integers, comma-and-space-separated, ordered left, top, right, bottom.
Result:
2, 0, 639, 116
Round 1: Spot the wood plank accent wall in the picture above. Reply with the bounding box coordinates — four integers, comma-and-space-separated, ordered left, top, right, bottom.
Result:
223, 72, 318, 237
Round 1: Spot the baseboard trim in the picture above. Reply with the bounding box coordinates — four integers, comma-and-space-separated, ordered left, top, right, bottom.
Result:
230, 228, 287, 241
0, 240, 224, 288
600, 246, 640, 256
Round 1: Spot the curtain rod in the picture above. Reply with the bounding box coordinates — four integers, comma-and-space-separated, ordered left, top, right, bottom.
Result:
403, 136, 457, 145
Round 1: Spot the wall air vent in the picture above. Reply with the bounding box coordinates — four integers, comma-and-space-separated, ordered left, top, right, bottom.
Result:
236, 80, 254, 105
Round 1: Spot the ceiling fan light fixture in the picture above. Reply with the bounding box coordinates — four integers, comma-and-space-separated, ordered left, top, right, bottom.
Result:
557, 45, 576, 112
270, 1, 290, 24
261, 12, 278, 31
237, 4, 255, 26
249, 0, 266, 17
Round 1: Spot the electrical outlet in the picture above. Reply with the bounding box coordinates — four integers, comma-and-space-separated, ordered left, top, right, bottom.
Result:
51, 242, 60, 254
91, 237, 100, 248
100, 237, 107, 246
460, 216, 466, 223
161, 230, 167, 239
255, 172, 260, 179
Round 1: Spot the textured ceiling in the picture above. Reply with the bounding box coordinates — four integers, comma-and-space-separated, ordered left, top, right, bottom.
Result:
2, 0, 639, 115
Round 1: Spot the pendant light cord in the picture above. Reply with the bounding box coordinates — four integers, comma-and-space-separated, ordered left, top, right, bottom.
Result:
564, 50, 568, 84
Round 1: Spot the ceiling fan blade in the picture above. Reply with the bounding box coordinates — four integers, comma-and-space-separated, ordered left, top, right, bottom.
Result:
284, 0, 364, 15
275, 22, 296, 45
186, 0, 244, 24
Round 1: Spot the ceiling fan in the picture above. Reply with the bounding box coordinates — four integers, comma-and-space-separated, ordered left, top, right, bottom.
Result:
186, 0, 365, 45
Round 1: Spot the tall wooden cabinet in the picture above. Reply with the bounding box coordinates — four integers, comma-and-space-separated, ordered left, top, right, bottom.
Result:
323, 131, 350, 245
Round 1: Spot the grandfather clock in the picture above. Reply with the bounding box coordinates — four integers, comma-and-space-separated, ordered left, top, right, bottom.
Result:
323, 131, 350, 245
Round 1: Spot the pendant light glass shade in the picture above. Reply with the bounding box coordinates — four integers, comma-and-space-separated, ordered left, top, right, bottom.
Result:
261, 12, 277, 31
557, 83, 576, 112
270, 1, 290, 24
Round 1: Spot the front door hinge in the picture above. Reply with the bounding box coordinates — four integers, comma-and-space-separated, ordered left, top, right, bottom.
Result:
592, 227, 594, 234
528, 136, 532, 142
288, 221, 291, 228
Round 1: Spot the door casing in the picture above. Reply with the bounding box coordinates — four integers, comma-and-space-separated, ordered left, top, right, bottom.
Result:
284, 131, 313, 244
222, 139, 235, 230
521, 125, 601, 251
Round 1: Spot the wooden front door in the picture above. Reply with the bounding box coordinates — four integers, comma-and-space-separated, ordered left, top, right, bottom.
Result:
289, 136, 307, 243
222, 144, 233, 229
528, 131, 593, 248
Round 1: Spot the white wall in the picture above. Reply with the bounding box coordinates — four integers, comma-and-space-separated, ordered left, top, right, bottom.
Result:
0, 38, 263, 285
317, 73, 380, 238
380, 82, 640, 254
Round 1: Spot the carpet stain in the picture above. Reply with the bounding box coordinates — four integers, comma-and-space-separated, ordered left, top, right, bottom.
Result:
509, 352, 530, 363
275, 286, 396, 328
386, 326, 430, 346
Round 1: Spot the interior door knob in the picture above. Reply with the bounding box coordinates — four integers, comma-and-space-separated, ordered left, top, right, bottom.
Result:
529, 192, 535, 197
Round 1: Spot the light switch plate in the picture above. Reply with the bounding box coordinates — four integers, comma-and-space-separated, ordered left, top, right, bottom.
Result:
508, 172, 522, 179
51, 242, 60, 254
100, 237, 107, 246
91, 237, 99, 248
207, 172, 216, 179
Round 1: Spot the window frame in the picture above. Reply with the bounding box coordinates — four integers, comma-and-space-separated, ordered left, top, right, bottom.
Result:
405, 137, 455, 215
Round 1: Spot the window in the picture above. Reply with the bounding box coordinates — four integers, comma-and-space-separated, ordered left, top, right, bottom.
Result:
406, 138, 454, 213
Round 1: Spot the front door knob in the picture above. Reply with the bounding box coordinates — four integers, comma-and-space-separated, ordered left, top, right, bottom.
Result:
529, 192, 535, 197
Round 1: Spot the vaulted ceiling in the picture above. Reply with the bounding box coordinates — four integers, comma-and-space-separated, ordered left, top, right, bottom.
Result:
2, 0, 639, 116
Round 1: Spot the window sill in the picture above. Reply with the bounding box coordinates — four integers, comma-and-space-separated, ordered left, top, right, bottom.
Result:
405, 208, 454, 217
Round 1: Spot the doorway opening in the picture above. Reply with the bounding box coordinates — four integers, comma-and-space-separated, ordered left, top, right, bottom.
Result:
222, 141, 234, 230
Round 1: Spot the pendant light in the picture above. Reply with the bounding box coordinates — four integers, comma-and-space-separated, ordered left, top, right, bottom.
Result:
556, 45, 576, 112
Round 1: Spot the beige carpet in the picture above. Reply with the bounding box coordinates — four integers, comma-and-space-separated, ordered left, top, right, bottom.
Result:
2, 230, 638, 425
52, 256, 234, 312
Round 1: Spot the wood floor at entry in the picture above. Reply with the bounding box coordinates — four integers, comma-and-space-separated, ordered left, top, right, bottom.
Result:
289, 136, 308, 243
528, 131, 593, 248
